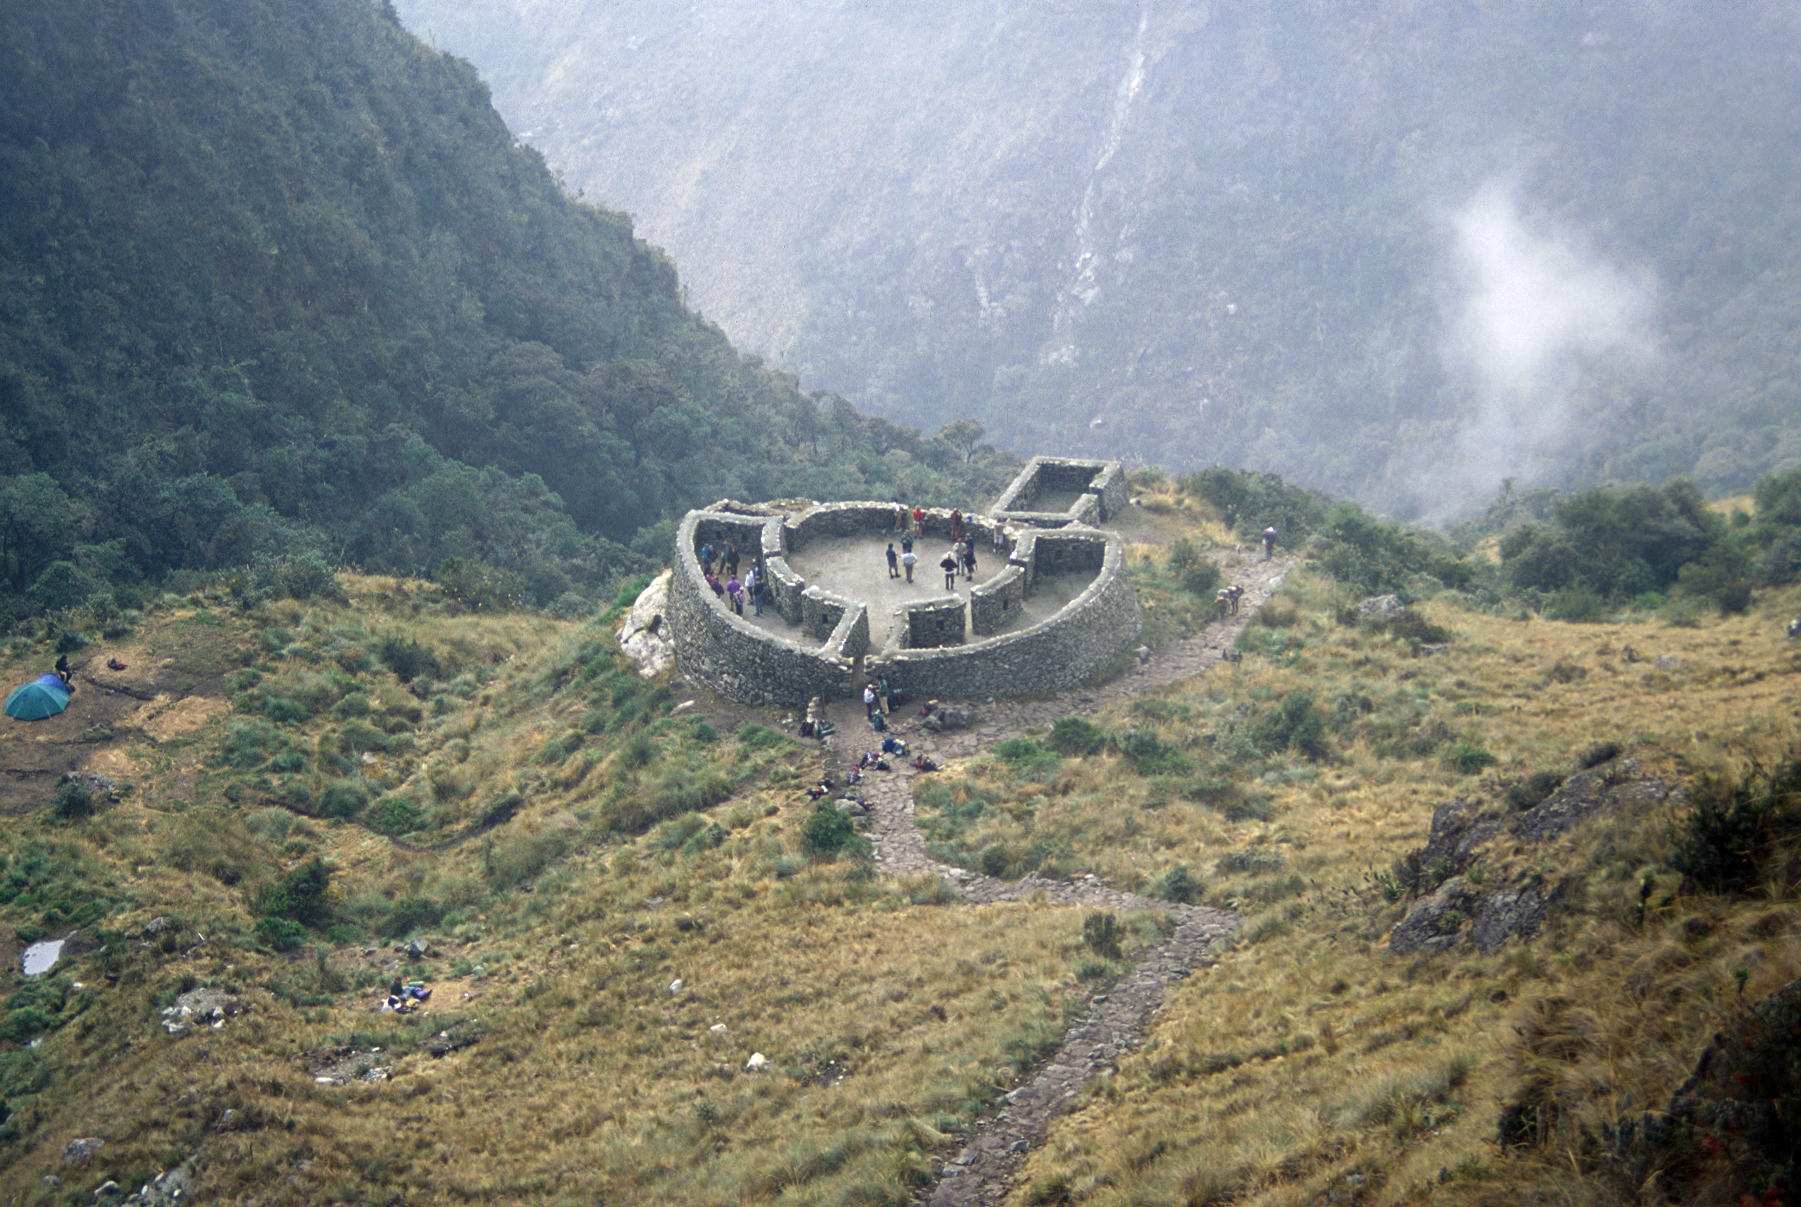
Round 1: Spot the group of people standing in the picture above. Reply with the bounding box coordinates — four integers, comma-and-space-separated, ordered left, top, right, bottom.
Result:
700, 538, 767, 617
884, 503, 985, 589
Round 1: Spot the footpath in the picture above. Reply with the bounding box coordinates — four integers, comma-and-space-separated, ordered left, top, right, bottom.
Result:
807, 554, 1295, 1207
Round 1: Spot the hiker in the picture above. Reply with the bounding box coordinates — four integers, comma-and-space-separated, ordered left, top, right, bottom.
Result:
744, 565, 762, 615
53, 655, 72, 688
724, 540, 740, 577
700, 542, 713, 569
950, 508, 963, 543
912, 505, 925, 536
705, 571, 725, 598
1262, 526, 1277, 560
940, 550, 958, 590
725, 575, 744, 615
891, 500, 906, 532
993, 522, 1008, 554
871, 709, 886, 732
877, 675, 893, 714
886, 544, 900, 579
961, 542, 978, 579
901, 547, 917, 582
864, 683, 879, 720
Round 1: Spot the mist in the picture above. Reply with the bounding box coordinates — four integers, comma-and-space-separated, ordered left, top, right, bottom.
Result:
1434, 180, 1658, 512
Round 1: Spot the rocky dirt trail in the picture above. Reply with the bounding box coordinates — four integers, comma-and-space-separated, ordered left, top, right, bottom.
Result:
801, 554, 1295, 1206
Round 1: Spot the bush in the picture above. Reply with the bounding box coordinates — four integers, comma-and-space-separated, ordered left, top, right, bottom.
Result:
1047, 717, 1107, 756
364, 796, 423, 835
50, 779, 94, 821
1082, 911, 1122, 960
1251, 692, 1328, 759
375, 634, 441, 683
261, 858, 333, 928
1116, 729, 1192, 775
255, 916, 307, 951
1673, 760, 1801, 894
382, 896, 444, 938
1447, 741, 1497, 775
1181, 562, 1223, 597
316, 780, 369, 820
1154, 865, 1203, 904
801, 802, 868, 861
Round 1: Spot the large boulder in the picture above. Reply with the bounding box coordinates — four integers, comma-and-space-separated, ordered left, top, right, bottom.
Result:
618, 570, 675, 679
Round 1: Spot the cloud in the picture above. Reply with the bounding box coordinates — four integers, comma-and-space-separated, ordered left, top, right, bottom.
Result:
1432, 179, 1657, 511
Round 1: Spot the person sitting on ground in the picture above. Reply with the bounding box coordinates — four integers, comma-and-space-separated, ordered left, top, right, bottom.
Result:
54, 654, 72, 688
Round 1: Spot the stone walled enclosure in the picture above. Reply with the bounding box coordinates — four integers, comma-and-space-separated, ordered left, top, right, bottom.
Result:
664, 461, 1142, 707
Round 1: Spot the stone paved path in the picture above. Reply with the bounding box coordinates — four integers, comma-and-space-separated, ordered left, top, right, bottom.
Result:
799, 553, 1296, 1206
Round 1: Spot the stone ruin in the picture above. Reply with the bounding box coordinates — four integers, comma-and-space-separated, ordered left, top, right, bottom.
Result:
662, 457, 1143, 707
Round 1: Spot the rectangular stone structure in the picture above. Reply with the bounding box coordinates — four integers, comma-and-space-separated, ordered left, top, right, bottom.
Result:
764, 556, 807, 624
801, 585, 853, 643
969, 565, 1027, 636
991, 456, 1127, 527
902, 596, 967, 649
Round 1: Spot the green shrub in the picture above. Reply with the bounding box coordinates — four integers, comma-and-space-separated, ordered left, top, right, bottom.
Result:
1505, 770, 1566, 812
1673, 760, 1801, 894
1217, 848, 1285, 875
1117, 729, 1192, 775
1447, 741, 1497, 775
1082, 911, 1122, 960
376, 634, 441, 683
801, 802, 869, 861
1154, 865, 1203, 904
317, 779, 370, 820
50, 779, 94, 821
1251, 692, 1328, 759
364, 796, 423, 835
1047, 717, 1107, 757
1181, 562, 1223, 597
381, 896, 444, 938
1168, 538, 1203, 570
255, 916, 307, 950
261, 858, 333, 928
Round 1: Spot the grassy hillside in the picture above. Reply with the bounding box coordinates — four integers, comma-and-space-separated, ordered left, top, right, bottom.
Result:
0, 497, 1795, 1202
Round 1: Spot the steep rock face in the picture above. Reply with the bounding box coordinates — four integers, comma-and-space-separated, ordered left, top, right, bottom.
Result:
395, 0, 1801, 509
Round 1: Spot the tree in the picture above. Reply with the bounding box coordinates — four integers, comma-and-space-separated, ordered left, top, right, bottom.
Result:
936, 419, 986, 462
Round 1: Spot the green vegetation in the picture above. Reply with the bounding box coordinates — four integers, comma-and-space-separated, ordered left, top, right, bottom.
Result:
0, 0, 1012, 628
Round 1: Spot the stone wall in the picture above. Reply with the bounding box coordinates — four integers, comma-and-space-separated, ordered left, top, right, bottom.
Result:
870, 537, 1141, 701
903, 596, 968, 648
669, 476, 1140, 705
668, 511, 859, 706
991, 456, 1126, 526
969, 565, 1026, 636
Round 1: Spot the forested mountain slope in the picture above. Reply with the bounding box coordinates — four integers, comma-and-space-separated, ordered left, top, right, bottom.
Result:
392, 0, 1801, 516
0, 0, 1010, 624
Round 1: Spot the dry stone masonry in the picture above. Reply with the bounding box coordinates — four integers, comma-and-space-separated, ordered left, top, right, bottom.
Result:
665, 460, 1144, 707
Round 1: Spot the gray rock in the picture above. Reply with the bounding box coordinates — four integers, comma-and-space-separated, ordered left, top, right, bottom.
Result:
403, 938, 429, 959
1512, 761, 1672, 843
617, 570, 676, 678
63, 1137, 104, 1166
1654, 653, 1685, 669
141, 917, 171, 937
1355, 594, 1406, 618
121, 1163, 194, 1206
1467, 888, 1549, 951
1388, 877, 1479, 955
94, 1180, 120, 1199
923, 704, 971, 733
834, 799, 868, 817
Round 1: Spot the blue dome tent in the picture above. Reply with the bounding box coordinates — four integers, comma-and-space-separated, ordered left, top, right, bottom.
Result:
5, 674, 71, 721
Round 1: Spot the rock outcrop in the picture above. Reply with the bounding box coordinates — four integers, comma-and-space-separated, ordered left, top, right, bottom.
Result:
618, 570, 675, 678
